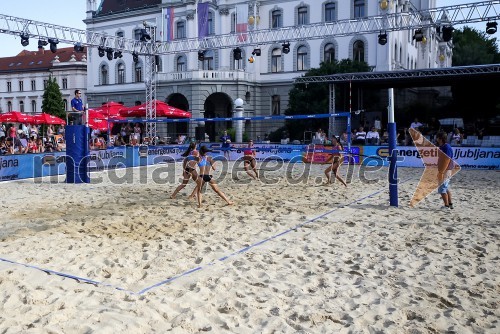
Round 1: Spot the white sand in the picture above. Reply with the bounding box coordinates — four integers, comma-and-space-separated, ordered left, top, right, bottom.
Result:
0, 163, 498, 333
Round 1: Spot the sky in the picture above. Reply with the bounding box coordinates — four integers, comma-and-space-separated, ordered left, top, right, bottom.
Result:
0, 0, 496, 58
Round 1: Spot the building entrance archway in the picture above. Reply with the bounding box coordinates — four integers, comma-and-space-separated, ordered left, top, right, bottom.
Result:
204, 93, 233, 142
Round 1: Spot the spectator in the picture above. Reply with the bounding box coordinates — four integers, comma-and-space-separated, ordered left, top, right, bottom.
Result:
451, 128, 463, 145
339, 131, 349, 146
220, 130, 232, 160
36, 138, 44, 153
410, 118, 423, 130
26, 137, 38, 153
381, 129, 389, 144
366, 127, 380, 145
374, 116, 381, 132
8, 124, 17, 140
353, 127, 366, 145
29, 124, 39, 139
46, 124, 55, 142
132, 123, 141, 145
0, 124, 5, 139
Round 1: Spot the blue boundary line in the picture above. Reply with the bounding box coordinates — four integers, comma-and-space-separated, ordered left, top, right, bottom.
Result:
0, 177, 412, 296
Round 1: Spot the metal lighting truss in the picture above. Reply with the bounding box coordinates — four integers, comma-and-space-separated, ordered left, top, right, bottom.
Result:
0, 1, 499, 56
143, 24, 157, 141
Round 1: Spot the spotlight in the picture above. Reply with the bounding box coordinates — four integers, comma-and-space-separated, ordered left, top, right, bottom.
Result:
282, 42, 290, 54
38, 39, 48, 49
233, 47, 242, 60
413, 29, 424, 42
442, 25, 454, 42
20, 33, 29, 47
198, 50, 205, 61
48, 38, 59, 53
132, 52, 139, 63
74, 42, 85, 53
252, 48, 261, 56
140, 28, 151, 42
105, 48, 114, 61
113, 50, 123, 59
378, 32, 388, 45
486, 21, 497, 35
248, 56, 255, 63
98, 46, 105, 57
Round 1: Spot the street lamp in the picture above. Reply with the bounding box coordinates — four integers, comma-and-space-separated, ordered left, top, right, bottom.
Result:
234, 98, 244, 143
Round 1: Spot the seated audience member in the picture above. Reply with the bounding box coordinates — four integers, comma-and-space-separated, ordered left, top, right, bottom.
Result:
353, 127, 367, 145
0, 138, 7, 155
451, 128, 463, 145
410, 118, 423, 130
381, 129, 389, 144
365, 127, 380, 145
26, 137, 38, 153
339, 131, 349, 146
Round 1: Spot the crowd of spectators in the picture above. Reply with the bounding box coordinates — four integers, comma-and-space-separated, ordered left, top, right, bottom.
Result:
0, 123, 65, 155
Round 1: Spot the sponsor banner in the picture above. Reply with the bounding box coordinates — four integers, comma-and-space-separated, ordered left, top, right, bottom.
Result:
302, 145, 361, 164
363, 146, 500, 170
88, 147, 128, 172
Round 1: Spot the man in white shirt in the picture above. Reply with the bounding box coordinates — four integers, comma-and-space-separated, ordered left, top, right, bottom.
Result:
353, 127, 366, 145
366, 127, 380, 145
410, 118, 423, 129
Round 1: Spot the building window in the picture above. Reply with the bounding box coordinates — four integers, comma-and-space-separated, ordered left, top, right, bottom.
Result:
19, 101, 24, 112
117, 63, 125, 84
134, 62, 143, 82
62, 78, 68, 89
208, 11, 214, 35
325, 2, 336, 22
63, 99, 68, 111
7, 82, 11, 92
100, 65, 108, 85
19, 81, 24, 92
176, 21, 186, 39
176, 55, 186, 72
31, 80, 36, 91
297, 46, 308, 71
7, 101, 12, 112
43, 80, 48, 89
297, 6, 308, 25
271, 48, 282, 73
272, 95, 281, 115
202, 50, 214, 70
116, 31, 124, 38
134, 29, 142, 41
271, 10, 282, 28
324, 43, 335, 63
353, 40, 365, 62
354, 0, 365, 18
231, 12, 236, 33
31, 100, 36, 113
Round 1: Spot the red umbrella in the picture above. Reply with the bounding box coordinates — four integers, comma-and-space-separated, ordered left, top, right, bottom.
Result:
87, 118, 109, 132
32, 113, 66, 125
0, 111, 34, 123
92, 101, 124, 116
87, 109, 107, 120
119, 100, 191, 118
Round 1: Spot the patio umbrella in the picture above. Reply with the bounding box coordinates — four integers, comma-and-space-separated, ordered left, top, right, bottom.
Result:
119, 100, 191, 118
87, 109, 107, 120
0, 111, 35, 123
32, 113, 66, 125
92, 101, 124, 117
87, 118, 109, 132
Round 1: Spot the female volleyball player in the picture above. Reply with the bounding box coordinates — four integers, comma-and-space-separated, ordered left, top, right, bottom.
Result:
170, 142, 199, 198
243, 140, 259, 180
324, 136, 347, 187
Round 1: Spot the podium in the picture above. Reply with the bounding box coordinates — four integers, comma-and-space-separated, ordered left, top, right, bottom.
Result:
65, 125, 90, 183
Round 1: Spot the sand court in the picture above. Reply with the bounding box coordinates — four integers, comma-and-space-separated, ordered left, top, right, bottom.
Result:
0, 164, 499, 332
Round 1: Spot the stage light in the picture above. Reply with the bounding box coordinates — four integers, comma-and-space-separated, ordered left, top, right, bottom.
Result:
38, 39, 48, 49
98, 46, 105, 57
413, 29, 424, 42
20, 33, 29, 47
442, 26, 454, 42
140, 29, 151, 42
132, 52, 139, 63
378, 32, 387, 45
233, 47, 242, 60
486, 22, 497, 35
48, 38, 59, 53
248, 56, 255, 63
282, 42, 290, 54
74, 42, 84, 53
252, 48, 261, 56
113, 50, 123, 59
106, 48, 113, 61
198, 50, 205, 61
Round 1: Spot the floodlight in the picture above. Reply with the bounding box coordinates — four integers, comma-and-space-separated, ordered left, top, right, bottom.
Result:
486, 22, 497, 35
233, 47, 242, 60
413, 29, 424, 42
198, 50, 205, 61
38, 39, 48, 49
252, 48, 261, 56
98, 46, 105, 57
74, 43, 85, 53
442, 26, 454, 42
140, 29, 151, 42
20, 33, 29, 47
282, 42, 290, 54
48, 38, 59, 53
113, 50, 123, 59
132, 52, 139, 63
106, 48, 114, 61
378, 32, 387, 45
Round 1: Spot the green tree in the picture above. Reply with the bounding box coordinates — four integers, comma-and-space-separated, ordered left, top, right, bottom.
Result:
452, 26, 500, 66
41, 76, 65, 119
269, 59, 371, 142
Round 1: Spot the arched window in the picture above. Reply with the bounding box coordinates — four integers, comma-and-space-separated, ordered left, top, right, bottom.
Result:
31, 100, 36, 113
324, 43, 335, 63
176, 21, 186, 39
353, 0, 365, 18
272, 95, 281, 115
271, 10, 282, 28
297, 6, 308, 25
100, 64, 108, 85
117, 63, 125, 84
353, 40, 365, 62
297, 46, 308, 71
271, 48, 282, 72
19, 101, 24, 113
63, 99, 68, 111
325, 2, 336, 22
203, 50, 214, 70
208, 11, 214, 35
7, 101, 12, 112
134, 62, 143, 82
176, 55, 186, 72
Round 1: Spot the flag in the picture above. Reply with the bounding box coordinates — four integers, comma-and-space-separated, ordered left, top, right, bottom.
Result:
236, 4, 248, 42
164, 7, 174, 42
198, 2, 209, 39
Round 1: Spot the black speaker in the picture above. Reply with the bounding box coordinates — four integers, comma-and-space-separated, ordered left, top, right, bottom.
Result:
195, 127, 205, 141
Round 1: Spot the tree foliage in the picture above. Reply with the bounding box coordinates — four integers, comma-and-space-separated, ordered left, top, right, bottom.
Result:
452, 26, 500, 66
41, 77, 65, 119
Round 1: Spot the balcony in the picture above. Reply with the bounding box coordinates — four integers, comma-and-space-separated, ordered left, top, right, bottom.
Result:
157, 70, 255, 82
